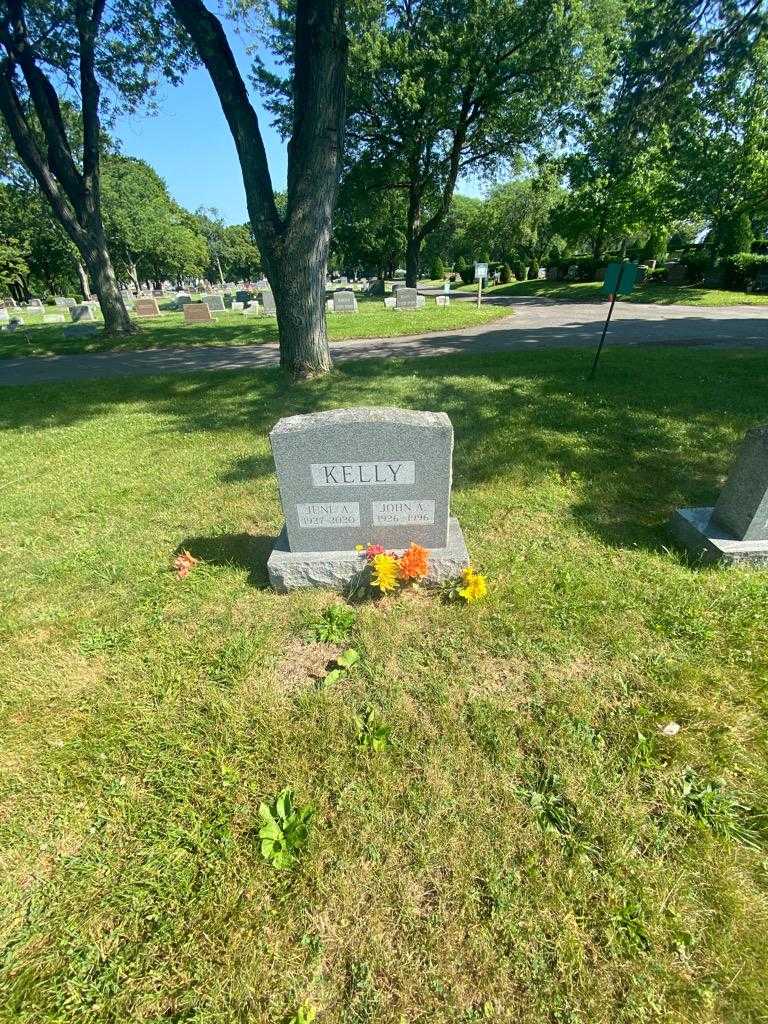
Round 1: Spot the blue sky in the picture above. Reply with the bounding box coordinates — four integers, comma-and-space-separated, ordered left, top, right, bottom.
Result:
113, 30, 484, 226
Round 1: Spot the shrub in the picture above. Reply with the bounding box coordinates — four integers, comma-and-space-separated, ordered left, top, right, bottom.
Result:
720, 252, 768, 289
642, 229, 668, 263
529, 258, 540, 280
679, 250, 712, 283
500, 262, 512, 284
430, 255, 445, 280
513, 260, 527, 281
717, 212, 753, 256
455, 256, 474, 285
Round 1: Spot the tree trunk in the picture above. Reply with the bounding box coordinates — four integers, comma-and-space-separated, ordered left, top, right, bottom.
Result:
80, 224, 134, 335
405, 236, 421, 288
266, 228, 332, 377
76, 260, 91, 300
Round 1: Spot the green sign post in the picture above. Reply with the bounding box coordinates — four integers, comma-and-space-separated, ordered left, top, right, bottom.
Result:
589, 261, 639, 379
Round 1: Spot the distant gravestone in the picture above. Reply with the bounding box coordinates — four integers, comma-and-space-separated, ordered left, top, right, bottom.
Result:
231, 300, 245, 311
332, 290, 358, 313
261, 290, 276, 314
43, 313, 66, 323
202, 293, 225, 312
0, 308, 9, 322
3, 298, 16, 308
152, 288, 163, 298
27, 298, 43, 309
70, 304, 94, 322
435, 295, 450, 307
134, 298, 160, 318
242, 302, 261, 316
395, 287, 424, 310
53, 296, 68, 306
671, 425, 768, 563
266, 407, 469, 591
184, 302, 213, 324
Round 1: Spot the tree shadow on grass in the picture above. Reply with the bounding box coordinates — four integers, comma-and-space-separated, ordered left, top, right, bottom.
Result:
177, 533, 275, 588
4, 347, 768, 558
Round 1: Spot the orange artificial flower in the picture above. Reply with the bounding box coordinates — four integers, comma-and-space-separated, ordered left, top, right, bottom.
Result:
398, 543, 429, 581
173, 549, 199, 579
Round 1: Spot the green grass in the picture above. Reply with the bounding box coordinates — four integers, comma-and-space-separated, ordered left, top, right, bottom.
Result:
458, 278, 768, 306
0, 296, 509, 359
2, 347, 768, 1022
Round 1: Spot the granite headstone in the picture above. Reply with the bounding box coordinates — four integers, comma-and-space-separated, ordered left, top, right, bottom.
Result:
202, 293, 225, 312
332, 290, 358, 313
134, 298, 160, 318
184, 302, 213, 324
266, 407, 470, 590
670, 424, 768, 563
395, 287, 424, 310
70, 304, 94, 322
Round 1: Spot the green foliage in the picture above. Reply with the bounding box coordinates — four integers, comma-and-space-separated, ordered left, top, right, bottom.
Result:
308, 603, 357, 644
499, 262, 512, 284
716, 211, 754, 256
430, 255, 446, 280
679, 251, 712, 283
0, 238, 29, 293
721, 252, 768, 288
642, 229, 668, 263
513, 261, 527, 281
355, 706, 392, 752
285, 1004, 316, 1024
322, 648, 361, 686
678, 772, 763, 848
258, 788, 314, 870
529, 259, 540, 280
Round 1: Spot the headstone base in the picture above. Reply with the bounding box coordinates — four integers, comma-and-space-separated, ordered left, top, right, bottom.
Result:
669, 507, 768, 565
268, 515, 470, 592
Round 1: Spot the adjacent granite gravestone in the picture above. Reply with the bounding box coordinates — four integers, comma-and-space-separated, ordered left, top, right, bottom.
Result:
395, 287, 425, 310
184, 302, 213, 324
70, 304, 94, 322
266, 407, 470, 591
436, 295, 450, 306
134, 298, 160, 318
261, 290, 276, 314
332, 290, 358, 313
202, 293, 225, 312
670, 425, 768, 563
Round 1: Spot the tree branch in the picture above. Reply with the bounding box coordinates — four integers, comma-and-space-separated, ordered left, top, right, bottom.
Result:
169, 0, 282, 241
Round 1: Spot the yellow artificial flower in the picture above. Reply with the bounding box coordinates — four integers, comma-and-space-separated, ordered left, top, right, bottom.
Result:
371, 552, 399, 593
458, 566, 487, 602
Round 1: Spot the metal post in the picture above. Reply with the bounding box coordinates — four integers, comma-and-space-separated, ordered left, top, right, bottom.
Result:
589, 262, 626, 380
477, 276, 482, 308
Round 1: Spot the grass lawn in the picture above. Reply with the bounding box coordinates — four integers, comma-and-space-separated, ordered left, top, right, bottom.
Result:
0, 296, 509, 360
457, 278, 768, 306
2, 347, 768, 1022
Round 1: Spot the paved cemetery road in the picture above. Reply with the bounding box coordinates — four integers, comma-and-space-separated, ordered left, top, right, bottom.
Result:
1, 295, 767, 387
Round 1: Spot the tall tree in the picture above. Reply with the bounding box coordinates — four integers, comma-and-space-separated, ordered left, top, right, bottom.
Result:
336, 0, 618, 285
561, 0, 767, 260
168, 0, 348, 376
0, 1, 182, 335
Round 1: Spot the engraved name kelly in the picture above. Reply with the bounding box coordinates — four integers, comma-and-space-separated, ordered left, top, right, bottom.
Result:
310, 460, 415, 487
